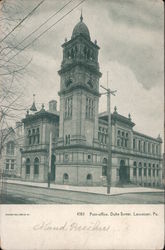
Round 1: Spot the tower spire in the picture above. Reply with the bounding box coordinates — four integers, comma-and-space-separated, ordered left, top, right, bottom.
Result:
30, 94, 37, 112
80, 9, 83, 22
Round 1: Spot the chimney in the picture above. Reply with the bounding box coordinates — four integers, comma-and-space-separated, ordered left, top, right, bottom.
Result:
49, 100, 57, 113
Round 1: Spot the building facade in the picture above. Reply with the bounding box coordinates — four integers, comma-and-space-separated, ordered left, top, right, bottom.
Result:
21, 101, 59, 182
21, 15, 163, 187
0, 122, 23, 177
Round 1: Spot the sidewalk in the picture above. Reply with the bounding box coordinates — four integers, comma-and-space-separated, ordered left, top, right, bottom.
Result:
6, 179, 164, 196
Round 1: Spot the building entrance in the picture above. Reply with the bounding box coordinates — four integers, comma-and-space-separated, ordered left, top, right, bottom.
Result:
119, 160, 130, 184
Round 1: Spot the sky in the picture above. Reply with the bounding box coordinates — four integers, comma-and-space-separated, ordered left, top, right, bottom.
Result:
1, 0, 164, 139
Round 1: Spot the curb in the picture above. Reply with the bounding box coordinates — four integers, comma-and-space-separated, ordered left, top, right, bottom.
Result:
6, 181, 165, 197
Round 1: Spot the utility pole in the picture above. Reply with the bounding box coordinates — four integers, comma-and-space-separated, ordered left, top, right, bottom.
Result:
100, 73, 116, 194
48, 131, 52, 188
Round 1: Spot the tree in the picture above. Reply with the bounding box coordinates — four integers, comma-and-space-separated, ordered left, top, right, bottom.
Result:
0, 0, 32, 158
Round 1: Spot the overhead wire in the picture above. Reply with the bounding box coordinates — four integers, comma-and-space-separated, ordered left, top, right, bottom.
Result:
4, 0, 86, 64
0, 0, 45, 43
3, 0, 74, 58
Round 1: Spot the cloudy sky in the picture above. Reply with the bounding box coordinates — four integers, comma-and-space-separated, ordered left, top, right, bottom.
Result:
2, 0, 164, 139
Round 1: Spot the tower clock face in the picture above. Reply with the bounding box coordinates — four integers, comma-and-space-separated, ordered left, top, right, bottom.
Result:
87, 79, 93, 88
86, 73, 95, 89
65, 73, 74, 88
65, 77, 73, 88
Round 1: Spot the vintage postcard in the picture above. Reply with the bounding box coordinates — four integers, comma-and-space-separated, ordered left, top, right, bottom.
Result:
0, 0, 164, 249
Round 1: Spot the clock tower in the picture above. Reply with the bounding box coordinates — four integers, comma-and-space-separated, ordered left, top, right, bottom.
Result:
58, 14, 102, 147
56, 14, 102, 185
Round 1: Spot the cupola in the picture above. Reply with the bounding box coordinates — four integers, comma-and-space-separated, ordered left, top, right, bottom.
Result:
71, 13, 90, 40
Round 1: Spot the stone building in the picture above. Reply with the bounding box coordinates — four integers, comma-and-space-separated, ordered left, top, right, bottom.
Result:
21, 101, 59, 182
0, 122, 23, 177
21, 15, 163, 187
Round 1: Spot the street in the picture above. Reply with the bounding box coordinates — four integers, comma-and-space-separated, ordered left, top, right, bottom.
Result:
1, 183, 164, 204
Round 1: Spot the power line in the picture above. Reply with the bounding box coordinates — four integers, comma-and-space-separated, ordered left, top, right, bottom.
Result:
5, 0, 86, 64
3, 0, 74, 59
0, 0, 45, 43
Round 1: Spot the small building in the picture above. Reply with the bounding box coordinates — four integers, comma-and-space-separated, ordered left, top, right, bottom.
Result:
0, 122, 24, 177
21, 101, 59, 182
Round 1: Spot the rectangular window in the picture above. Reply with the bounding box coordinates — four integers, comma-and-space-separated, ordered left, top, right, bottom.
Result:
125, 139, 128, 147
6, 142, 14, 155
156, 145, 158, 155
86, 97, 94, 119
138, 140, 141, 151
36, 128, 40, 144
6, 159, 9, 169
133, 139, 136, 149
144, 168, 147, 176
148, 143, 151, 153
143, 142, 146, 153
11, 159, 15, 169
148, 169, 151, 177
64, 97, 72, 119
65, 134, 70, 145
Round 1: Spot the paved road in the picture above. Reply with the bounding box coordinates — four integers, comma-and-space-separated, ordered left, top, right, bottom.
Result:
1, 183, 164, 204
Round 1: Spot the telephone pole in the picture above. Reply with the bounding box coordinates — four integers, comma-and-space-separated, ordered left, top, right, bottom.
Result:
48, 131, 52, 188
100, 74, 116, 194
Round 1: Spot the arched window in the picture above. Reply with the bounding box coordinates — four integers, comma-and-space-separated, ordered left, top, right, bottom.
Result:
6, 141, 15, 155
87, 174, 92, 180
34, 157, 39, 175
133, 161, 137, 177
63, 173, 69, 180
117, 139, 120, 147
26, 158, 30, 175
144, 163, 147, 176
148, 163, 151, 177
138, 162, 142, 176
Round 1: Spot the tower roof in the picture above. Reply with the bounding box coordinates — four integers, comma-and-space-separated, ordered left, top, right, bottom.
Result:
71, 14, 90, 40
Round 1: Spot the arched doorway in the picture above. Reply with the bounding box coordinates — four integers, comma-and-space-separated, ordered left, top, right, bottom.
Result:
86, 174, 93, 185
119, 160, 130, 184
51, 154, 56, 181
63, 173, 69, 184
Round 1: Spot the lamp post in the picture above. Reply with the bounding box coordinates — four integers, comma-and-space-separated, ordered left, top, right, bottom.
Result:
100, 84, 116, 194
